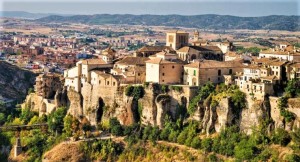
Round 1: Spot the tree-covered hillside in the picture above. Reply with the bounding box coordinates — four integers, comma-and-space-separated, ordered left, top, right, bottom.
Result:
36, 14, 300, 31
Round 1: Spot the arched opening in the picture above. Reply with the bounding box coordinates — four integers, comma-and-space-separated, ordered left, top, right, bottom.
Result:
96, 98, 104, 123
191, 54, 197, 60
192, 78, 197, 86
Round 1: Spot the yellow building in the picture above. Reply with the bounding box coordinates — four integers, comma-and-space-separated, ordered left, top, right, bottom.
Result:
166, 31, 189, 50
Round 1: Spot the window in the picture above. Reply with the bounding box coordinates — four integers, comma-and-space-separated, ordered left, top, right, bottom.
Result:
172, 66, 175, 69
107, 81, 110, 85
113, 82, 115, 86
138, 73, 140, 76
208, 78, 210, 81
229, 69, 232, 74
193, 70, 196, 76
218, 69, 221, 76
162, 73, 165, 76
162, 80, 164, 82
163, 66, 165, 68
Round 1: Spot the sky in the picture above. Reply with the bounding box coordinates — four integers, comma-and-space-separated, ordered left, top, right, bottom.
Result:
0, 0, 299, 17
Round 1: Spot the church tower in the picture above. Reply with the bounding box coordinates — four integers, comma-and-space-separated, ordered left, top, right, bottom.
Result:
194, 30, 199, 42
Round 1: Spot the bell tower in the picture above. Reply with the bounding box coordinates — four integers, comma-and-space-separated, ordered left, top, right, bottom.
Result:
194, 30, 199, 42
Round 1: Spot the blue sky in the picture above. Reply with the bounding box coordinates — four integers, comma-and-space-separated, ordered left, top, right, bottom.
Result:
0, 0, 299, 17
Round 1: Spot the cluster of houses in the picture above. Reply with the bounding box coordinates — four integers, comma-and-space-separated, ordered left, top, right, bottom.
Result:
32, 30, 300, 101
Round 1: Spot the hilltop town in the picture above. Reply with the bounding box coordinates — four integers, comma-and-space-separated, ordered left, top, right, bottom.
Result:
1, 17, 300, 161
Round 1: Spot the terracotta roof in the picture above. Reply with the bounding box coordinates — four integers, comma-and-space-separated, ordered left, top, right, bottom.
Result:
184, 60, 245, 69
177, 46, 222, 53
268, 61, 287, 66
137, 46, 175, 52
226, 51, 239, 57
261, 76, 279, 81
252, 57, 287, 66
102, 46, 116, 54
146, 58, 180, 64
92, 71, 113, 79
116, 56, 150, 66
81, 59, 108, 65
156, 51, 177, 56
167, 30, 188, 34
290, 63, 300, 68
177, 46, 191, 53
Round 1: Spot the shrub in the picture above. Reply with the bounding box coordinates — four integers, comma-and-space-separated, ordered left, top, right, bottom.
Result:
285, 153, 300, 162
125, 85, 134, 96
161, 84, 169, 93
207, 153, 218, 162
109, 118, 123, 136
234, 139, 257, 161
170, 86, 183, 93
47, 107, 67, 134
271, 128, 291, 146
201, 138, 213, 153
190, 137, 201, 149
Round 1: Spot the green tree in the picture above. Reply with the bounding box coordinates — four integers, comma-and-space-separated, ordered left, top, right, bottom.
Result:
234, 139, 256, 161
47, 107, 67, 135
190, 137, 201, 149
109, 117, 123, 136
201, 138, 213, 153
285, 79, 300, 97
0, 113, 5, 125
63, 115, 73, 137
20, 107, 36, 124
271, 128, 291, 146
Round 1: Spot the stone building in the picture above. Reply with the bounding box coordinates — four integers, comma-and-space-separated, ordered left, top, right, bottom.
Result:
146, 57, 184, 84
35, 73, 62, 98
166, 31, 189, 50
183, 60, 245, 86
286, 62, 300, 80
134, 46, 175, 57
111, 56, 149, 84
177, 45, 224, 62
252, 57, 288, 81
192, 30, 208, 46
259, 45, 300, 62
234, 66, 277, 99
64, 58, 113, 92
91, 71, 120, 87
100, 46, 116, 63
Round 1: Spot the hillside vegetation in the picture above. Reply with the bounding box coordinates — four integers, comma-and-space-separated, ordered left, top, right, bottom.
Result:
36, 14, 300, 31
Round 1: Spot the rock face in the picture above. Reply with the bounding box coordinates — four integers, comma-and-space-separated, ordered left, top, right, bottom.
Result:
0, 61, 36, 102
22, 87, 68, 115
155, 94, 171, 128
26, 78, 300, 134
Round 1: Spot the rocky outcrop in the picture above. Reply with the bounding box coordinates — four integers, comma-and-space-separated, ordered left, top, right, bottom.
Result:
215, 97, 233, 133
155, 94, 171, 128
0, 61, 36, 102
67, 89, 83, 119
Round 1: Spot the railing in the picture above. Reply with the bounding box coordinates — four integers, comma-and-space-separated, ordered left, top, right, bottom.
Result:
0, 123, 48, 132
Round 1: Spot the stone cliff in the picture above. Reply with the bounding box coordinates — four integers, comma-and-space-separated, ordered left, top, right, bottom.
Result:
24, 81, 300, 134
0, 61, 36, 102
